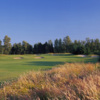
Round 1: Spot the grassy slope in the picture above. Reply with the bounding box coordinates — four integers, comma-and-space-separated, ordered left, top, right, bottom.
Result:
0, 54, 98, 81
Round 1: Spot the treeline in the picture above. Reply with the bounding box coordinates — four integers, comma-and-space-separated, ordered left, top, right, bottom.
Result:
0, 35, 100, 55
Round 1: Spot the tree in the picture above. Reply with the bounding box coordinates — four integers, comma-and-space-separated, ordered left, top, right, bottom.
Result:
17, 43, 22, 54
63, 36, 72, 52
21, 41, 33, 54
85, 47, 91, 55
54, 39, 59, 53
58, 38, 64, 53
21, 41, 28, 54
33, 42, 44, 54
44, 42, 49, 53
3, 35, 11, 54
10, 43, 23, 54
33, 43, 38, 54
90, 39, 95, 53
94, 39, 100, 54
10, 43, 17, 54
48, 40, 54, 53
76, 46, 85, 54
0, 40, 2, 54
27, 43, 33, 54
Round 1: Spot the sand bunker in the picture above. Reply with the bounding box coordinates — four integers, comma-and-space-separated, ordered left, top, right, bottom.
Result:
91, 55, 99, 58
77, 55, 99, 58
34, 57, 44, 59
13, 57, 24, 59
77, 55, 87, 57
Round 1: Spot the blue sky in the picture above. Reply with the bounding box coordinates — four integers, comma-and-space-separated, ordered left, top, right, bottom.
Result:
0, 0, 100, 45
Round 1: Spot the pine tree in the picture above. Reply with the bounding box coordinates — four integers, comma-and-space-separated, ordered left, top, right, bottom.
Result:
3, 35, 11, 54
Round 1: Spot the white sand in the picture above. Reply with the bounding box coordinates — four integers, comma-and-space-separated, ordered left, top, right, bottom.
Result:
77, 55, 87, 57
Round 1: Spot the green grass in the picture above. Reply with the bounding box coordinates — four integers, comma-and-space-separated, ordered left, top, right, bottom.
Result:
0, 53, 98, 81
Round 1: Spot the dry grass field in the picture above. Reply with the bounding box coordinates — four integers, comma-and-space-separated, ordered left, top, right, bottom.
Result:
0, 63, 100, 100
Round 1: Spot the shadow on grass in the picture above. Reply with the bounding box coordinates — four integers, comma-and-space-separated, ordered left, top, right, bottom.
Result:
24, 57, 98, 68
24, 61, 65, 66
84, 58, 98, 63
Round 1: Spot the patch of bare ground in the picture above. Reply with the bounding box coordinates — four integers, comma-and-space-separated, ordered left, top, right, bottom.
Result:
34, 57, 44, 59
13, 57, 24, 59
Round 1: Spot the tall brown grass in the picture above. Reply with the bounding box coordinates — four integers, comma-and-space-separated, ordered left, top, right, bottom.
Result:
0, 63, 100, 100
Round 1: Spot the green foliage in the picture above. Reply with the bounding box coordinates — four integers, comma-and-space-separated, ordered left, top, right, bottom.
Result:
0, 40, 2, 54
48, 40, 54, 53
54, 39, 59, 53
85, 47, 91, 55
98, 56, 100, 62
3, 35, 11, 54
0, 35, 100, 55
63, 36, 72, 52
98, 52, 100, 62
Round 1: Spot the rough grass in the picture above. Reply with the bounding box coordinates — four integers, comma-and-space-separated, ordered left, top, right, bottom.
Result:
0, 63, 100, 100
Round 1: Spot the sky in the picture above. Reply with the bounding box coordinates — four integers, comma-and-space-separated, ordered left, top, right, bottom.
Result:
0, 0, 100, 45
